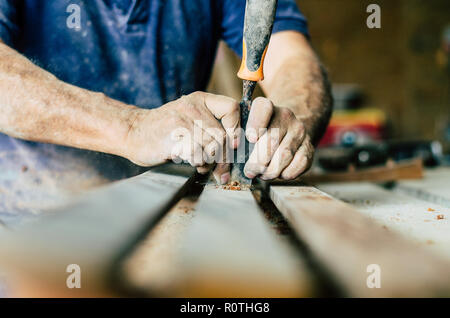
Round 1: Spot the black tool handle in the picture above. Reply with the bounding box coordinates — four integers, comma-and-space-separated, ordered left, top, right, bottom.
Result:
237, 0, 278, 82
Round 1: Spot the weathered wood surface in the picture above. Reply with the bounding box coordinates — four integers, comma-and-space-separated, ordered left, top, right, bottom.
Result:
318, 182, 450, 261
148, 185, 313, 297
270, 159, 423, 185
124, 196, 199, 296
0, 165, 195, 296
270, 185, 450, 297
394, 167, 450, 207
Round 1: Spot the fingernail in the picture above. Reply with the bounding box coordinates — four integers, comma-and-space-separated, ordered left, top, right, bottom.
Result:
233, 137, 240, 149
220, 172, 230, 185
247, 131, 257, 143
245, 172, 256, 179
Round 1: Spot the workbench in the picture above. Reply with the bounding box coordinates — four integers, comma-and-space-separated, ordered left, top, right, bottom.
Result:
0, 165, 449, 297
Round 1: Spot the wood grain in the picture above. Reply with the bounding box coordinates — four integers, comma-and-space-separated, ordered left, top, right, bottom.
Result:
164, 185, 313, 297
318, 182, 450, 261
270, 185, 450, 297
123, 196, 199, 296
0, 165, 196, 296
270, 159, 423, 185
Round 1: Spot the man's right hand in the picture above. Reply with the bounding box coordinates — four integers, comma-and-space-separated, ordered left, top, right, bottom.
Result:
123, 92, 241, 184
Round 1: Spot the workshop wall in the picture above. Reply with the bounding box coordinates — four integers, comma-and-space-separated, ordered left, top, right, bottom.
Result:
208, 0, 450, 146
299, 0, 449, 143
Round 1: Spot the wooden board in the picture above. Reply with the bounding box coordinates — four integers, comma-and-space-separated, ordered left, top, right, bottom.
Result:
395, 167, 450, 208
150, 185, 313, 297
318, 182, 450, 261
0, 165, 195, 296
123, 196, 199, 296
269, 159, 423, 185
270, 185, 450, 297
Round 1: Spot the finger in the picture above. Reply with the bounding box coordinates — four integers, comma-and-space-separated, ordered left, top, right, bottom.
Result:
246, 97, 273, 143
212, 163, 231, 185
188, 120, 222, 165
212, 139, 232, 184
179, 137, 205, 167
197, 164, 213, 175
170, 140, 184, 164
281, 137, 314, 180
202, 92, 241, 148
192, 113, 226, 148
261, 122, 306, 180
181, 93, 227, 147
244, 127, 287, 178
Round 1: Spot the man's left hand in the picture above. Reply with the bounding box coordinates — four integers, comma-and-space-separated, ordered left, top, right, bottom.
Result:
243, 97, 315, 180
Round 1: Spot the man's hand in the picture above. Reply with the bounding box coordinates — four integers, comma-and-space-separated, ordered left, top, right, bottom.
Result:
244, 97, 314, 180
124, 91, 240, 184
239, 31, 332, 181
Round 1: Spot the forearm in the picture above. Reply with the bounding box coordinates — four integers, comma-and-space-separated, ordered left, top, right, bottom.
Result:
0, 41, 137, 157
261, 31, 333, 145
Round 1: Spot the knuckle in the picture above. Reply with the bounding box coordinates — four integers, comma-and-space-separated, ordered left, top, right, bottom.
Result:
177, 97, 192, 110
189, 91, 204, 99
178, 94, 190, 105
253, 97, 273, 112
245, 163, 264, 174
230, 100, 239, 112
281, 148, 295, 161
169, 115, 184, 127
282, 172, 295, 180
292, 120, 305, 135
209, 128, 226, 144
263, 171, 278, 180
279, 107, 295, 120
269, 134, 281, 148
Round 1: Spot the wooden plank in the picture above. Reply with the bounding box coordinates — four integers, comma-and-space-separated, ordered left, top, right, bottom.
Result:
149, 185, 313, 297
318, 182, 450, 261
0, 164, 195, 296
270, 159, 423, 185
395, 167, 450, 207
270, 185, 450, 297
123, 195, 198, 296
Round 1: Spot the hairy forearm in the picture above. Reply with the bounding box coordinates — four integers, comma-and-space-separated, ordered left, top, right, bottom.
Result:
261, 31, 333, 145
0, 41, 137, 156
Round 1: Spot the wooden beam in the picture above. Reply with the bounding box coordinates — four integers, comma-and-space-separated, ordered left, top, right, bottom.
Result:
158, 185, 313, 297
270, 185, 450, 297
0, 164, 196, 296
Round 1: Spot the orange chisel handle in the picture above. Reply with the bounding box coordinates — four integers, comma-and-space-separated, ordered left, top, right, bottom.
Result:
237, 0, 278, 82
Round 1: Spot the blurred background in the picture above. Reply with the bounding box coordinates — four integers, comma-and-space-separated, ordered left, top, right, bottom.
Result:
208, 0, 450, 170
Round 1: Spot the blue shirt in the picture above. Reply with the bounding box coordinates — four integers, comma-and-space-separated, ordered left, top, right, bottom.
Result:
0, 0, 308, 225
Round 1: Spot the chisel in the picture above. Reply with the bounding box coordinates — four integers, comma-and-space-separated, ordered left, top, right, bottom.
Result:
231, 0, 278, 185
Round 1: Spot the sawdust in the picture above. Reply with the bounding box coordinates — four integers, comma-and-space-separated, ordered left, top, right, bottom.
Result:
179, 205, 195, 214
222, 181, 251, 191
